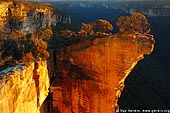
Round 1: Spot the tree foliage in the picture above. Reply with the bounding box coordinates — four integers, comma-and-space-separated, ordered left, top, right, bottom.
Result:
21, 52, 34, 66
0, 1, 55, 69
94, 19, 113, 33
30, 35, 49, 60
56, 19, 113, 40
77, 30, 87, 37
81, 19, 113, 35
116, 12, 150, 34
81, 23, 94, 35
37, 28, 53, 39
0, 27, 52, 69
1, 38, 20, 60
57, 29, 76, 38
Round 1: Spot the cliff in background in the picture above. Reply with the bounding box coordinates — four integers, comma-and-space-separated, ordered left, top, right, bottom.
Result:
0, 1, 71, 34
0, 60, 50, 113
50, 33, 154, 113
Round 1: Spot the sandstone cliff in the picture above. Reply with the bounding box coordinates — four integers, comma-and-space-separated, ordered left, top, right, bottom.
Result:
0, 60, 50, 113
0, 1, 71, 34
50, 33, 154, 113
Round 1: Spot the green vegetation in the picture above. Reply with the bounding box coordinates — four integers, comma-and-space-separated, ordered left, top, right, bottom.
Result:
0, 0, 151, 71
0, 27, 52, 70
116, 12, 150, 34
0, 0, 54, 70
81, 19, 113, 35
56, 19, 113, 39
49, 12, 152, 55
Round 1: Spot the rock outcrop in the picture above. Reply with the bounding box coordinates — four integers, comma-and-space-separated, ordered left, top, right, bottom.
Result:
0, 60, 50, 113
50, 33, 154, 113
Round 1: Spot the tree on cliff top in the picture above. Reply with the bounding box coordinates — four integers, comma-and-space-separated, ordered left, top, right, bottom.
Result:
116, 12, 150, 34
81, 19, 113, 35
94, 19, 113, 33
37, 28, 53, 40
30, 36, 49, 60
57, 29, 76, 39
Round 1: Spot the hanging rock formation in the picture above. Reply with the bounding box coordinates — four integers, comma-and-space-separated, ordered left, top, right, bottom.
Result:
50, 33, 154, 113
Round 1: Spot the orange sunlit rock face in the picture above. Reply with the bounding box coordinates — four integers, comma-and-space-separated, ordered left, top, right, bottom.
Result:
50, 33, 154, 113
0, 60, 50, 113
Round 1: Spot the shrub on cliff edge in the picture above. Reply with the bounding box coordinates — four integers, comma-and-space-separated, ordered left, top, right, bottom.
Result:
116, 12, 150, 34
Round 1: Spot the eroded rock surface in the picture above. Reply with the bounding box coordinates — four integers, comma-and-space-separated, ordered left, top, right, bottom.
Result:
0, 60, 50, 113
50, 33, 154, 113
0, 1, 71, 34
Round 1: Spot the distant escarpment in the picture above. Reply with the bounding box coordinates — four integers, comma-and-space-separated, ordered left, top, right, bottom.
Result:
50, 32, 154, 113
